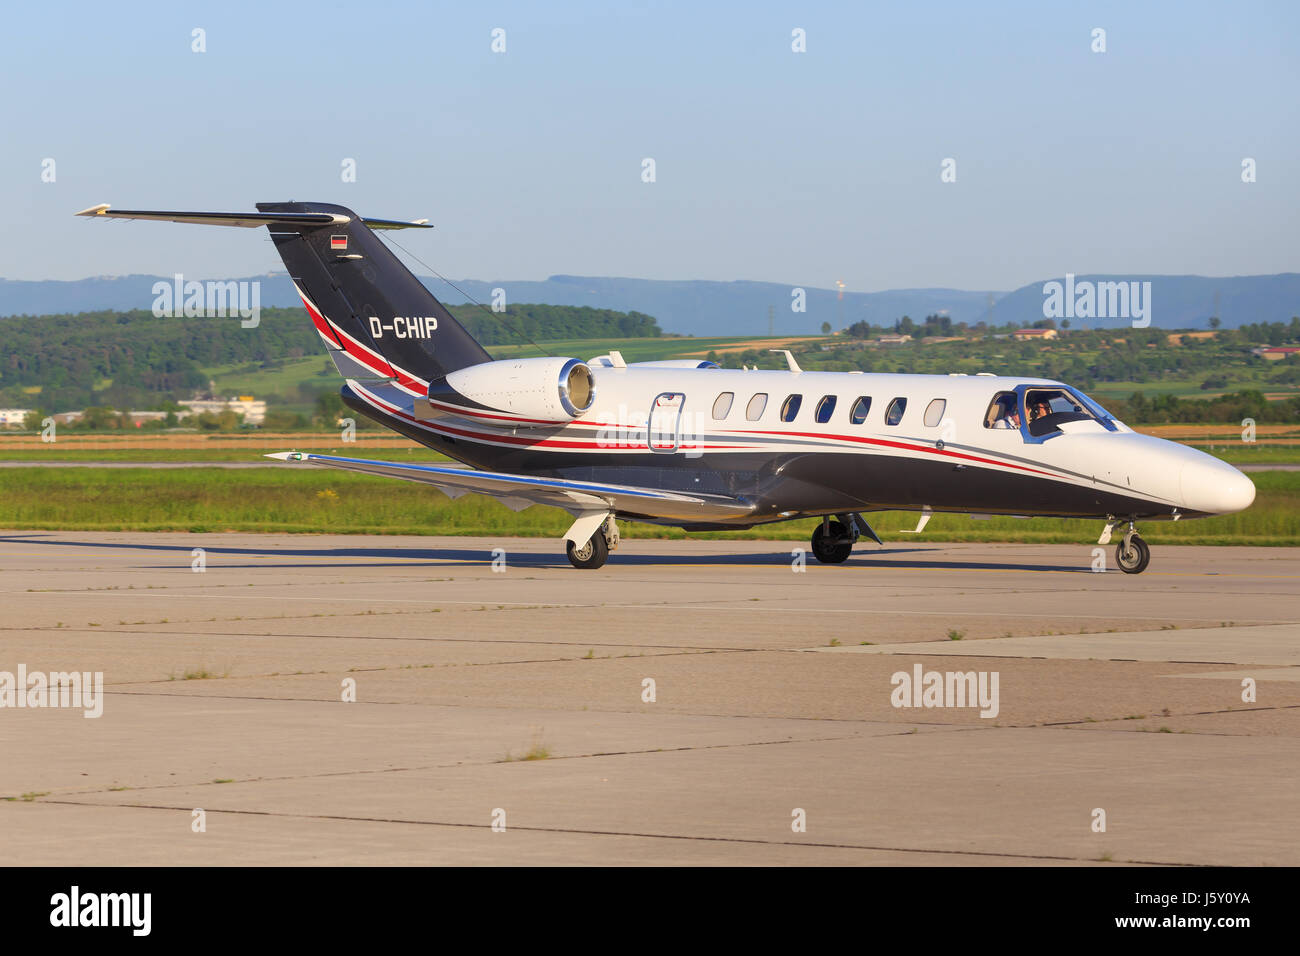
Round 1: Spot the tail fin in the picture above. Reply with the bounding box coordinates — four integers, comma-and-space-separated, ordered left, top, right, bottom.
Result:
255, 202, 491, 390
74, 200, 491, 391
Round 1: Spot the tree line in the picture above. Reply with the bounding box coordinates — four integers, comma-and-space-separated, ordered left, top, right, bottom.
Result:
451, 304, 660, 345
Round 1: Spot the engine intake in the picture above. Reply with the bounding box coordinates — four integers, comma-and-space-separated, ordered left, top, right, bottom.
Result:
428, 357, 596, 423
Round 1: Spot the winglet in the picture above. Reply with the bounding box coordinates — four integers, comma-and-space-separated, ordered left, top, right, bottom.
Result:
265, 451, 306, 461
74, 203, 111, 217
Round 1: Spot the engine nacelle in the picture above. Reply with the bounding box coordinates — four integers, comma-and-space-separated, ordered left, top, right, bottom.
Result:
428, 357, 596, 422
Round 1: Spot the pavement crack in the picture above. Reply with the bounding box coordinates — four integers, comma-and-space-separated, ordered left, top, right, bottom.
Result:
26, 798, 1198, 866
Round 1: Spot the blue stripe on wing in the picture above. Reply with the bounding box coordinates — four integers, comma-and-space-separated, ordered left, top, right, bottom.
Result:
268, 453, 690, 501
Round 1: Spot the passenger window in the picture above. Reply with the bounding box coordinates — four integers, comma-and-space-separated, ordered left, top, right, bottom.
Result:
814, 395, 836, 423
849, 396, 872, 424
745, 393, 768, 421
923, 399, 946, 428
984, 391, 1019, 429
884, 397, 906, 426
780, 394, 802, 422
712, 391, 734, 420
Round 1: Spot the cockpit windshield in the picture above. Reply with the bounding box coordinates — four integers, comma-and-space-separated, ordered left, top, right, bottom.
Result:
1022, 386, 1116, 437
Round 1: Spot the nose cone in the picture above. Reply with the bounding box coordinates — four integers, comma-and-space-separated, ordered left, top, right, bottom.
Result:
1180, 457, 1256, 515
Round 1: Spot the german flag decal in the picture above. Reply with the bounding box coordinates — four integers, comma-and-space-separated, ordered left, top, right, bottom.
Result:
330, 235, 347, 250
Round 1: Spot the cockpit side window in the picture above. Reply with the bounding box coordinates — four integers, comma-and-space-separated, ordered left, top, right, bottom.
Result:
984, 391, 1020, 429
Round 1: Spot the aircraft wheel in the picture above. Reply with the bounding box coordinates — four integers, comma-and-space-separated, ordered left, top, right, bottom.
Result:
566, 532, 610, 569
811, 520, 853, 564
1115, 534, 1150, 574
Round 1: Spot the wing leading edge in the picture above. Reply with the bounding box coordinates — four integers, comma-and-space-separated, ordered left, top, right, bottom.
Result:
265, 452, 755, 542
74, 204, 433, 230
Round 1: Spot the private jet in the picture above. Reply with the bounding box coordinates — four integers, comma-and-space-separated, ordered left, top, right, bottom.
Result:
76, 201, 1256, 571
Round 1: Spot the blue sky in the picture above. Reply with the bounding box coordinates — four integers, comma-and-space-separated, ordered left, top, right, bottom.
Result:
4, 0, 1297, 291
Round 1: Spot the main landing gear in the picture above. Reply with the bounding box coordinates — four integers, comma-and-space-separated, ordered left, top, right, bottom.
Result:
810, 513, 879, 565
566, 516, 620, 569
1100, 518, 1151, 575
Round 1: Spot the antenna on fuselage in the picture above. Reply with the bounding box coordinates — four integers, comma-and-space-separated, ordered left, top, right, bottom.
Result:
769, 350, 802, 372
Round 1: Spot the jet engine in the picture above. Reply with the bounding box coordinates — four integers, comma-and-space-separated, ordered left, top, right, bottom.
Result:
427, 357, 596, 422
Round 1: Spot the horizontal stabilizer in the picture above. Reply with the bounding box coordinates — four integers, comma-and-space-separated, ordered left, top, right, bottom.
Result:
74, 204, 433, 230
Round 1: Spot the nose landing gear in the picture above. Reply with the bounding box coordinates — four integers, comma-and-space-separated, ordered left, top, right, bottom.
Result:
1098, 517, 1151, 575
1114, 523, 1151, 575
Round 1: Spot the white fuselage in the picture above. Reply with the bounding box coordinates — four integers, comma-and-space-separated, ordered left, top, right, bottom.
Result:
368, 361, 1255, 524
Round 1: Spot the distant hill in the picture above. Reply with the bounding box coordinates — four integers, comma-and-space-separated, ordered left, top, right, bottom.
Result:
0, 273, 994, 335
2, 272, 1297, 333
989, 273, 1300, 331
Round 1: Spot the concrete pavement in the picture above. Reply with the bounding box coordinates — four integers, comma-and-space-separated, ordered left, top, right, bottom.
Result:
1, 532, 1297, 865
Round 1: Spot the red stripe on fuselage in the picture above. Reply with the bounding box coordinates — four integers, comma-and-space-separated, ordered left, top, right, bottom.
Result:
296, 288, 425, 394
728, 427, 1061, 478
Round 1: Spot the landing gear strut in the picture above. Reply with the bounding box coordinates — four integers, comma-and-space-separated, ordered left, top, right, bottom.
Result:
1114, 522, 1151, 575
566, 516, 619, 570
810, 514, 858, 564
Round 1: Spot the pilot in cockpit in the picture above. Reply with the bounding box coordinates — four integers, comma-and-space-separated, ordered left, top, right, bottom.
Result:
993, 398, 1021, 429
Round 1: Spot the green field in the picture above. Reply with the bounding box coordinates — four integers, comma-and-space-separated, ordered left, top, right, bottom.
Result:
208, 354, 334, 389
1201, 445, 1300, 464
0, 467, 1294, 545
1088, 379, 1296, 402
205, 355, 338, 416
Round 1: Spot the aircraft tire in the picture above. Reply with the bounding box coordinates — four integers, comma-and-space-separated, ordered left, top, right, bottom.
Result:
566, 532, 610, 569
1115, 534, 1150, 574
811, 520, 853, 564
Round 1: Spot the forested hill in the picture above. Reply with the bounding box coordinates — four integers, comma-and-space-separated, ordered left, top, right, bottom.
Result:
453, 303, 658, 345
0, 304, 661, 412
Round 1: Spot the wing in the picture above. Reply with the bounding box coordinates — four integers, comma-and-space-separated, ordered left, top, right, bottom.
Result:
266, 452, 755, 543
